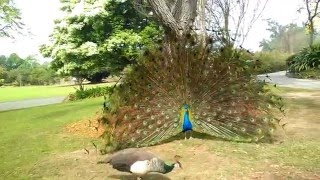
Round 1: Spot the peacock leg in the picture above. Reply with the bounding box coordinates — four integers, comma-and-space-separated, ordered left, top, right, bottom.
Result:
190, 131, 193, 139
184, 132, 187, 140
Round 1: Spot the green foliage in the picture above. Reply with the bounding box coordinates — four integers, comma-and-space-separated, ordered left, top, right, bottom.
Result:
289, 69, 320, 79
41, 0, 163, 81
287, 44, 320, 73
254, 51, 290, 73
0, 0, 23, 37
68, 86, 112, 101
0, 78, 4, 86
0, 54, 58, 86
260, 21, 310, 53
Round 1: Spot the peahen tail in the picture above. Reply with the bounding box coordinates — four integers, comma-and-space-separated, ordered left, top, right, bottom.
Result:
105, 35, 283, 149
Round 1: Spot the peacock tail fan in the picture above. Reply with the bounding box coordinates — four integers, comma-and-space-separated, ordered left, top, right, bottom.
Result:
106, 34, 283, 149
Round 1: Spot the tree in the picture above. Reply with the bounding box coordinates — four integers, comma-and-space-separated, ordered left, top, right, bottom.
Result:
206, 0, 269, 47
301, 0, 320, 47
5, 53, 24, 70
0, 0, 23, 37
40, 0, 162, 87
259, 20, 310, 53
134, 0, 198, 39
0, 54, 58, 86
133, 0, 268, 50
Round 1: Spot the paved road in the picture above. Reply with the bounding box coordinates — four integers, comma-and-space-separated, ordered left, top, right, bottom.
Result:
0, 96, 66, 112
257, 71, 320, 90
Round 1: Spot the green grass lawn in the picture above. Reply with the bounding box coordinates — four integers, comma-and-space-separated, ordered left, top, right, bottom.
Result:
0, 83, 112, 102
0, 87, 319, 179
0, 97, 104, 179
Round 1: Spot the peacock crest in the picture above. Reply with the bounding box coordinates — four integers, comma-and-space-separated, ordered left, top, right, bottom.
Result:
105, 34, 283, 149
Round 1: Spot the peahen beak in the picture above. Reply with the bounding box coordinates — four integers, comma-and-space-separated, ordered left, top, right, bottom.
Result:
174, 155, 183, 169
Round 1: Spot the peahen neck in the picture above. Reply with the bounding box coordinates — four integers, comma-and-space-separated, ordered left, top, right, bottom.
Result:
163, 163, 175, 174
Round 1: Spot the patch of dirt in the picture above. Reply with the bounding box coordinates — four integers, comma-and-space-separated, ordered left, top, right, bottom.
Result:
29, 139, 320, 180
64, 114, 105, 138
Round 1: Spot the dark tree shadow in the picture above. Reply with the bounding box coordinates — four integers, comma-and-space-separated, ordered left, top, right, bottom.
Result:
108, 173, 171, 180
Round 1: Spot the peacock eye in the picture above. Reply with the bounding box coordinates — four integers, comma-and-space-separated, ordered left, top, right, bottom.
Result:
143, 121, 148, 126
256, 128, 262, 134
263, 117, 268, 122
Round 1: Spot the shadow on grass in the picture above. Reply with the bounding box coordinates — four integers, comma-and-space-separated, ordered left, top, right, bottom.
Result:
108, 174, 171, 180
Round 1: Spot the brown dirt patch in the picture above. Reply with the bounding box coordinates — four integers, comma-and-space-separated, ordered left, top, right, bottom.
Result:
64, 113, 105, 138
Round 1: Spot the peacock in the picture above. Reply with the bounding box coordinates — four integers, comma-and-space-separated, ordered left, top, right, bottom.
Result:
98, 148, 182, 180
104, 34, 283, 149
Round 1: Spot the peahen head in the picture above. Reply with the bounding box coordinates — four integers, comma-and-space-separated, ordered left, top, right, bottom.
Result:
163, 155, 182, 173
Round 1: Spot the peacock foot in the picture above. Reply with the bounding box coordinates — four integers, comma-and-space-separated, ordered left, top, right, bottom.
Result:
137, 177, 142, 180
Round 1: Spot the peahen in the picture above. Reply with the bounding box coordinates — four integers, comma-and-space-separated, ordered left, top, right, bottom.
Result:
105, 34, 283, 149
98, 148, 182, 180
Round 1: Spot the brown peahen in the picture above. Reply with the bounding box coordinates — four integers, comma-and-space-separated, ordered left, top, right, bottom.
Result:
105, 34, 283, 149
98, 148, 182, 180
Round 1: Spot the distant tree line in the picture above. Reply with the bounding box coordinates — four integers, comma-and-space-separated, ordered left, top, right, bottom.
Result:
259, 20, 319, 53
0, 54, 58, 86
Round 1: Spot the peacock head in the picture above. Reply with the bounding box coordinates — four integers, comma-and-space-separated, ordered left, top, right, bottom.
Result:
183, 104, 189, 110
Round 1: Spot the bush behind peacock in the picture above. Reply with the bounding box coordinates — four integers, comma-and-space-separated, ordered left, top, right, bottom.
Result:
102, 35, 284, 150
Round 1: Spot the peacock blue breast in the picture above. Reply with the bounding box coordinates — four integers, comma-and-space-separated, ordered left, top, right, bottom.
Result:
182, 104, 192, 132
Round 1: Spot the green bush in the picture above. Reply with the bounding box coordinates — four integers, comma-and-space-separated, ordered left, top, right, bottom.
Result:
254, 51, 290, 73
0, 79, 4, 87
289, 68, 320, 79
68, 86, 112, 101
288, 44, 320, 72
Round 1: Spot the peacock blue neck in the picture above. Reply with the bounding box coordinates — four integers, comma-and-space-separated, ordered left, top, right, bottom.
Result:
182, 105, 192, 132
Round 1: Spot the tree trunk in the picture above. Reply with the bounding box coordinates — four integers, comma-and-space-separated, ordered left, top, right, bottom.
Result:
146, 0, 198, 39
309, 21, 314, 47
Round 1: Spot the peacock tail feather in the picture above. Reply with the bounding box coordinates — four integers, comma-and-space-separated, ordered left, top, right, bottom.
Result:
105, 35, 283, 149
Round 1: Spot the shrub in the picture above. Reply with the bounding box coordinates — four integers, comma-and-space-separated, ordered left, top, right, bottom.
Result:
288, 44, 320, 72
68, 86, 112, 101
254, 51, 291, 73
289, 68, 320, 79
